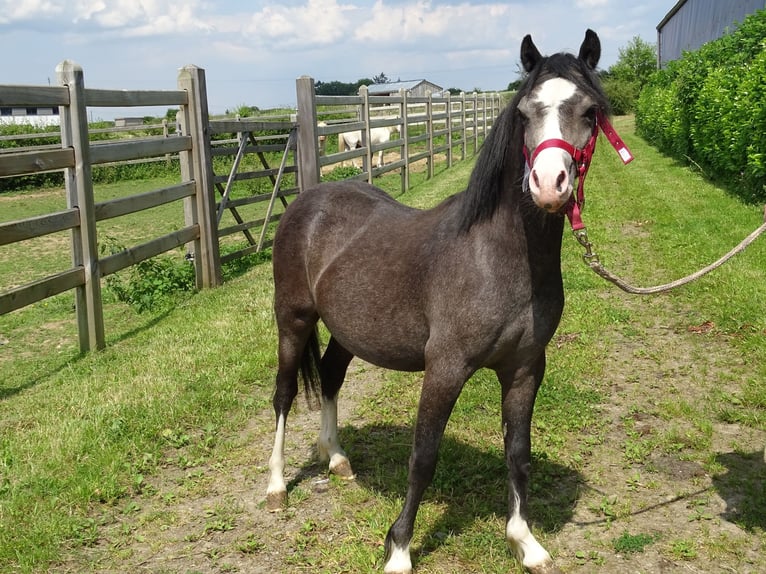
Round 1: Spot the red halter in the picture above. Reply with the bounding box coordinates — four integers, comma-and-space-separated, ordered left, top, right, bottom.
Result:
524, 111, 633, 230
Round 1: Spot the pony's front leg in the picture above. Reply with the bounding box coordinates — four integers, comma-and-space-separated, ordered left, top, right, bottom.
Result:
384, 363, 471, 574
499, 357, 559, 574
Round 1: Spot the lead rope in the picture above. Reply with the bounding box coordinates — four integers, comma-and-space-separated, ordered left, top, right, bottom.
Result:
573, 206, 766, 295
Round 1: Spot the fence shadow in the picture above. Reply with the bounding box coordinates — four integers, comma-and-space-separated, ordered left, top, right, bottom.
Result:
712, 449, 766, 532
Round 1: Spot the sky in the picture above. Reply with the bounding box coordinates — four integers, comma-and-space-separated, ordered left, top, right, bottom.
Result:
0, 0, 676, 120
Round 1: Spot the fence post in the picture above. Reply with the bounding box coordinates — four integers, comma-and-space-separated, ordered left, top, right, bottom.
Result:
472, 92, 479, 153
56, 60, 105, 353
460, 92, 467, 161
426, 91, 434, 179
295, 76, 320, 191
399, 89, 410, 193
445, 91, 453, 168
177, 65, 222, 289
358, 85, 371, 182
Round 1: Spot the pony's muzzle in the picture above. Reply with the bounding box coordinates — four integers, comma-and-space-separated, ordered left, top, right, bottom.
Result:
528, 152, 573, 212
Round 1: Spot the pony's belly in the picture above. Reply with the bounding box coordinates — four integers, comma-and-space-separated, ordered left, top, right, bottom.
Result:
320, 315, 427, 373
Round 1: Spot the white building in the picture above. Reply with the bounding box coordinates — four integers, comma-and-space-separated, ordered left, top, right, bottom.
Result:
0, 106, 60, 126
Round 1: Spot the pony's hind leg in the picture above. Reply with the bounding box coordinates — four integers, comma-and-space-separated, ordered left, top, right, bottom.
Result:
318, 336, 356, 479
266, 316, 318, 512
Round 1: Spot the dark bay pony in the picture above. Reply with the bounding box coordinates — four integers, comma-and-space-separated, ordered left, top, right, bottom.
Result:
267, 30, 608, 574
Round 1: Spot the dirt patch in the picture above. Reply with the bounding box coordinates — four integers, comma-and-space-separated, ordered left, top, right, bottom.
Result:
59, 360, 386, 573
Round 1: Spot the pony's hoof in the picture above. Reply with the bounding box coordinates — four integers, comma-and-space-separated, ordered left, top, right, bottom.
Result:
524, 561, 562, 574
330, 459, 356, 480
266, 491, 287, 512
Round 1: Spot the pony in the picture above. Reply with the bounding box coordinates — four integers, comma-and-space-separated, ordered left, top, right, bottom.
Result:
339, 124, 400, 168
267, 30, 608, 574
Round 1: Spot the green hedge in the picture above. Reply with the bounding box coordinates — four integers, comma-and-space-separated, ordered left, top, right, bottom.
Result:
635, 10, 766, 202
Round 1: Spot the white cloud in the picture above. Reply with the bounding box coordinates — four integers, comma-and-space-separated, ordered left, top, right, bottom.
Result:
243, 0, 355, 47
354, 0, 514, 46
0, 0, 214, 34
0, 0, 673, 111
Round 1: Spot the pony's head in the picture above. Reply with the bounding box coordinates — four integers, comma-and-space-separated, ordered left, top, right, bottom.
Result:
517, 29, 607, 213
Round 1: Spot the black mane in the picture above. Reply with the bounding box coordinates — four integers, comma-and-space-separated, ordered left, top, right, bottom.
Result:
458, 51, 609, 233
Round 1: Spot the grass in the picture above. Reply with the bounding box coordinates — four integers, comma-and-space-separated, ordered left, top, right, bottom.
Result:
1, 116, 765, 572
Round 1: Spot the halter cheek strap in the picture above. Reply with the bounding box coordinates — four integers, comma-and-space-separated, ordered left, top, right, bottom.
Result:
524, 111, 633, 230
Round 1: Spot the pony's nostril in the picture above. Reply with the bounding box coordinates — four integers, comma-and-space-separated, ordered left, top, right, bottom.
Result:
556, 171, 567, 191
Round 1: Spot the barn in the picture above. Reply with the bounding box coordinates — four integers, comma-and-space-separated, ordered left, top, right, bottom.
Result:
367, 79, 444, 98
657, 0, 766, 67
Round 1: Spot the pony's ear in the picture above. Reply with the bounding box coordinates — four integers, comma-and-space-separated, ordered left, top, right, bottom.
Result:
521, 35, 542, 73
578, 29, 601, 69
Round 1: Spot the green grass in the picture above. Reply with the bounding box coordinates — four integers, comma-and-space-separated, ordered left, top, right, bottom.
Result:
1, 116, 765, 572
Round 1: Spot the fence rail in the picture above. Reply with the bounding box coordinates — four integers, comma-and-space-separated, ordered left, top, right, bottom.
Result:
0, 62, 219, 351
0, 65, 503, 353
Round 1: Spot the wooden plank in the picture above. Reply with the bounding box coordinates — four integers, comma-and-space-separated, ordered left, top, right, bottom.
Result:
0, 148, 73, 176
0, 209, 79, 245
369, 117, 402, 130
409, 150, 431, 163
89, 136, 191, 164
0, 85, 69, 106
99, 226, 199, 277
84, 88, 187, 107
369, 95, 404, 105
319, 148, 365, 167
218, 214, 282, 239
0, 268, 83, 315
315, 95, 363, 106
94, 182, 195, 221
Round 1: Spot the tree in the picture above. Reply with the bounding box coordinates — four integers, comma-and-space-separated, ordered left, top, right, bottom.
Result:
373, 72, 390, 84
603, 36, 657, 115
610, 36, 657, 88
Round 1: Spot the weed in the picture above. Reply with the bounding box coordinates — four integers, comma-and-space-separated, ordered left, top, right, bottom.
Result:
612, 531, 660, 554
671, 538, 698, 560
321, 165, 363, 181
237, 533, 265, 555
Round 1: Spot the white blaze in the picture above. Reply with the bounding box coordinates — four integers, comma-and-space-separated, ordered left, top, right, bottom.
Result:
527, 77, 577, 211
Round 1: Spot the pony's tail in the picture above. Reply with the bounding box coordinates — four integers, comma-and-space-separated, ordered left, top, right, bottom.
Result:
300, 327, 323, 410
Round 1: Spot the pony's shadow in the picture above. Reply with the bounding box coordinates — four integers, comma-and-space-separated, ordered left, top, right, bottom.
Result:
318, 423, 582, 558
711, 449, 766, 531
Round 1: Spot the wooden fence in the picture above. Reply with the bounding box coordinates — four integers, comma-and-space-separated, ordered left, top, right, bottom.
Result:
0, 65, 502, 353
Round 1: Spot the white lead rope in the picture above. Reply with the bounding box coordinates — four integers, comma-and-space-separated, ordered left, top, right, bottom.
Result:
573, 207, 766, 295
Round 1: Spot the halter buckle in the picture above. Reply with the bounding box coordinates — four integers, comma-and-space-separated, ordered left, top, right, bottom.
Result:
573, 227, 600, 264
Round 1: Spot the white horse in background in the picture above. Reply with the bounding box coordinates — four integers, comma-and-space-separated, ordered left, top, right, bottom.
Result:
339, 125, 400, 168
317, 121, 327, 156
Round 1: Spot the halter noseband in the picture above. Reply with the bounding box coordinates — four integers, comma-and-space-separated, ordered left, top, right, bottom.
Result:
524, 110, 633, 230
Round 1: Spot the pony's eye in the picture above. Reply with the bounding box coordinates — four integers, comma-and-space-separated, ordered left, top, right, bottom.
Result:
583, 107, 597, 124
